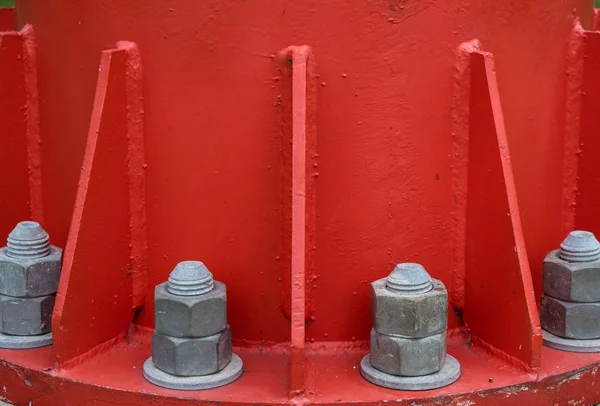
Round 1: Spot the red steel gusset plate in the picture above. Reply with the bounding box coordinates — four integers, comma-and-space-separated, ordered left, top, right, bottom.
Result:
277, 45, 317, 395
52, 43, 145, 366
563, 22, 600, 241
457, 45, 542, 370
0, 24, 42, 235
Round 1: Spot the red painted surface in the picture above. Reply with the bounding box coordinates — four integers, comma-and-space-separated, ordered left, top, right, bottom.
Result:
0, 7, 14, 31
0, 24, 42, 238
52, 46, 141, 365
1, 331, 600, 405
11, 0, 591, 344
278, 45, 317, 395
462, 50, 542, 369
0, 31, 30, 237
117, 41, 148, 311
0, 0, 599, 403
562, 22, 585, 237
571, 29, 600, 241
289, 46, 309, 394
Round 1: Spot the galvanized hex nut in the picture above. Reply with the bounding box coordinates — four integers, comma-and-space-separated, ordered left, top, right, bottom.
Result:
540, 294, 600, 339
369, 329, 447, 377
0, 246, 62, 298
543, 249, 600, 303
152, 325, 232, 376
0, 293, 55, 335
154, 280, 227, 338
0, 221, 62, 298
371, 275, 448, 338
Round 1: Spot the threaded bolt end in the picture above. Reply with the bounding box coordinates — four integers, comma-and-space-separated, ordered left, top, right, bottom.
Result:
386, 263, 433, 294
6, 221, 51, 259
559, 230, 600, 263
167, 261, 215, 296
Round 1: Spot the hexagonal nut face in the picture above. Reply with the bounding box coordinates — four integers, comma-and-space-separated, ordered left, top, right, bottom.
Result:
152, 325, 232, 376
542, 249, 600, 303
0, 246, 62, 298
369, 329, 446, 377
0, 293, 55, 335
154, 281, 227, 338
540, 295, 600, 339
371, 278, 448, 338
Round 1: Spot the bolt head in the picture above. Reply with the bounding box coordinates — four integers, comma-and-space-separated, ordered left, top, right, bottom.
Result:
152, 325, 232, 376
0, 246, 62, 298
154, 281, 227, 338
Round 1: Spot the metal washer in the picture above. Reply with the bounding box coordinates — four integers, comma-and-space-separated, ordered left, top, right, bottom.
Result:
143, 353, 243, 390
360, 354, 460, 391
0, 332, 52, 349
543, 329, 600, 353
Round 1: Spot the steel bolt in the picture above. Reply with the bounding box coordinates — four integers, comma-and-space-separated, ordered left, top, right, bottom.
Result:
151, 260, 233, 378
366, 263, 450, 379
559, 230, 600, 263
6, 221, 51, 259
371, 264, 447, 338
0, 221, 62, 299
385, 263, 433, 294
155, 261, 227, 338
167, 261, 215, 296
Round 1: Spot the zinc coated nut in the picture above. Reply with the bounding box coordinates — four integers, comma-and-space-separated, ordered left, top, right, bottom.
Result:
154, 261, 227, 338
0, 293, 55, 335
0, 221, 62, 298
540, 294, 600, 339
152, 325, 233, 376
543, 231, 600, 302
371, 264, 448, 338
369, 329, 447, 377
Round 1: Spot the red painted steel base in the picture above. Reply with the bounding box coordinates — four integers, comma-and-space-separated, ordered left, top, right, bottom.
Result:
1, 332, 600, 405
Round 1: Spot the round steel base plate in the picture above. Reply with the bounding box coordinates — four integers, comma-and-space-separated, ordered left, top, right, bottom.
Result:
143, 353, 243, 390
0, 331, 52, 349
543, 329, 600, 353
360, 354, 461, 391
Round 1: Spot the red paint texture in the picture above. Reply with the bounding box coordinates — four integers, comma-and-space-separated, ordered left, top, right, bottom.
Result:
278, 45, 317, 394
117, 41, 148, 311
1, 0, 599, 403
462, 51, 541, 369
1, 333, 600, 405
22, 25, 43, 224
571, 30, 600, 238
0, 7, 14, 31
12, 0, 591, 345
52, 46, 143, 365
451, 39, 480, 313
0, 31, 29, 237
562, 21, 585, 237
0, 25, 42, 238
